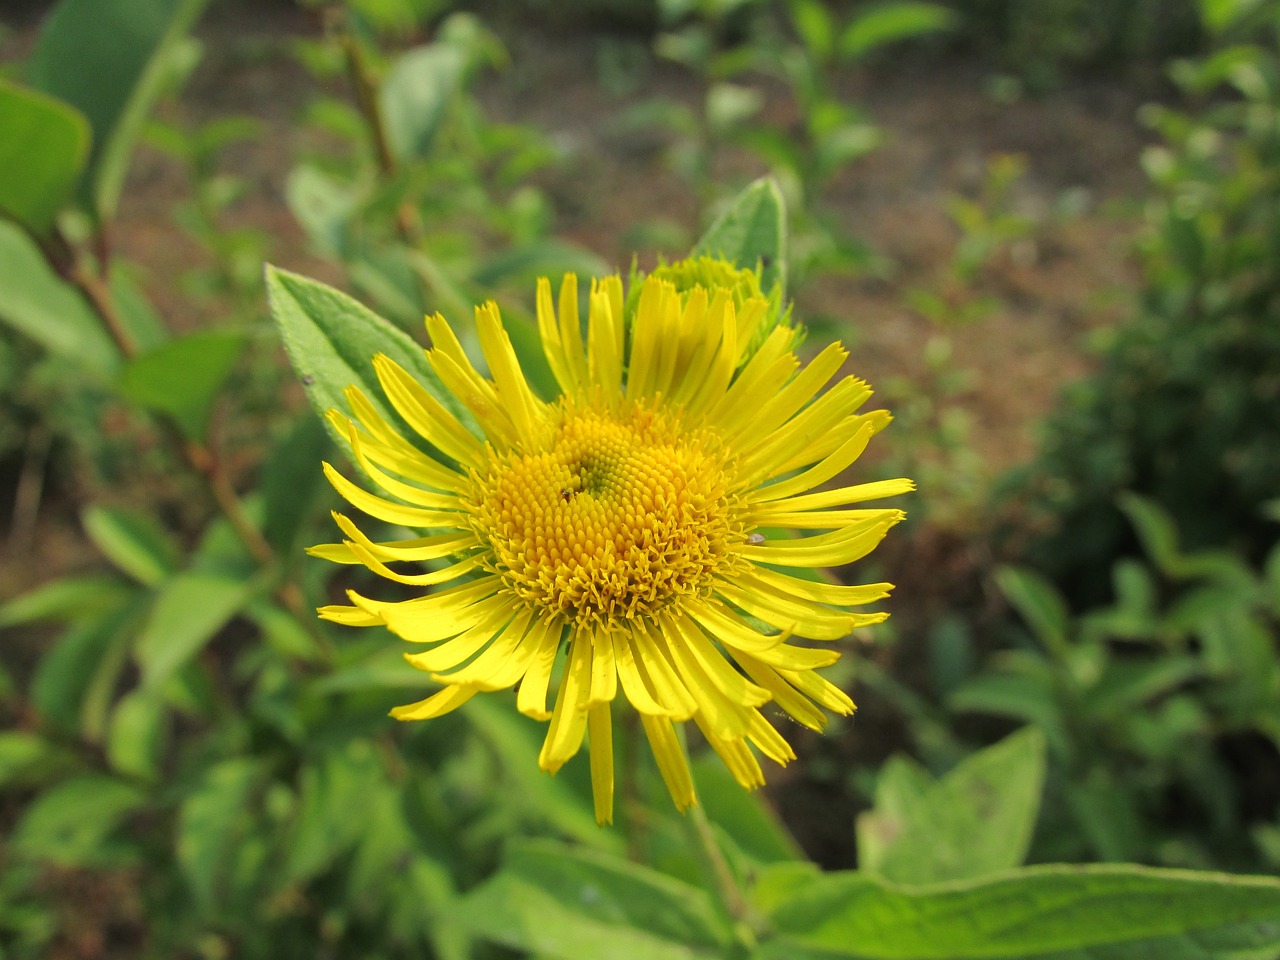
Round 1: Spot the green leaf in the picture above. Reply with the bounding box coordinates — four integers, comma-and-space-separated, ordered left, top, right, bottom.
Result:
693, 176, 787, 302
261, 409, 334, 556
12, 775, 144, 868
464, 696, 617, 848
470, 240, 613, 290
0, 220, 120, 375
379, 43, 468, 165
177, 757, 263, 909
0, 80, 90, 235
838, 2, 956, 62
0, 732, 79, 789
27, 0, 210, 222
1200, 0, 1267, 34
285, 165, 359, 257
31, 601, 142, 737
459, 839, 733, 960
0, 575, 135, 627
118, 330, 246, 440
995, 566, 1070, 657
756, 863, 1280, 959
1118, 493, 1183, 576
283, 740, 389, 885
265, 265, 476, 456
692, 756, 804, 865
791, 0, 836, 62
82, 504, 181, 586
857, 727, 1047, 884
134, 572, 257, 689
106, 689, 168, 780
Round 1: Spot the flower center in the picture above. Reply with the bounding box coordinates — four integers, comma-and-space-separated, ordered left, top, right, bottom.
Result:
465, 398, 745, 626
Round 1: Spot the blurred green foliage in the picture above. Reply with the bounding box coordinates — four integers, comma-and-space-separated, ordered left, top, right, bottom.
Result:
1007, 0, 1280, 604
3, 0, 1280, 956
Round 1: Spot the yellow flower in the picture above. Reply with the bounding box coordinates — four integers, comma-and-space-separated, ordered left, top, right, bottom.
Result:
311, 267, 912, 824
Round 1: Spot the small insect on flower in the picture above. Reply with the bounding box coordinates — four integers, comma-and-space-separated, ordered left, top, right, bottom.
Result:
310, 259, 912, 824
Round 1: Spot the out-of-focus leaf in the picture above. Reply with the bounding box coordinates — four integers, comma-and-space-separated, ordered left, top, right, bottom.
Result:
1201, 0, 1268, 34
694, 176, 787, 300
995, 566, 1070, 656
31, 601, 142, 737
246, 600, 325, 663
0, 732, 79, 789
459, 839, 733, 960
262, 409, 333, 555
118, 330, 246, 440
791, 0, 836, 61
82, 504, 181, 586
106, 689, 168, 780
177, 757, 263, 910
470, 241, 612, 290
838, 2, 956, 62
0, 80, 90, 235
110, 265, 171, 351
464, 696, 616, 849
0, 575, 135, 627
285, 165, 359, 257
948, 664, 1071, 760
27, 0, 210, 221
857, 727, 1046, 884
265, 265, 476, 457
755, 862, 1280, 959
12, 775, 144, 868
283, 740, 389, 885
134, 572, 257, 689
692, 756, 804, 865
0, 220, 119, 375
379, 43, 467, 164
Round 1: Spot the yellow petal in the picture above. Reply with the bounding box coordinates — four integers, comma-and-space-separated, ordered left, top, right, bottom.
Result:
517, 620, 563, 720
538, 634, 591, 773
588, 702, 614, 825
640, 713, 696, 811
390, 684, 477, 721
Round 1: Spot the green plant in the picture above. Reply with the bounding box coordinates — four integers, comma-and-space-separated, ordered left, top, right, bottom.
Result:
953, 494, 1280, 869
1006, 0, 1280, 603
636, 0, 954, 286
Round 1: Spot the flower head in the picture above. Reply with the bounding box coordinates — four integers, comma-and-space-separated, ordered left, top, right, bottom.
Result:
311, 261, 911, 824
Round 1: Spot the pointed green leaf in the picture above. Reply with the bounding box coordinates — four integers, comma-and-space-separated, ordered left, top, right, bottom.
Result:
82, 504, 181, 586
12, 775, 144, 868
118, 330, 246, 440
0, 80, 90, 235
0, 220, 119, 375
134, 572, 257, 689
459, 838, 733, 960
995, 566, 1071, 656
265, 265, 475, 457
857, 727, 1046, 884
27, 0, 210, 222
379, 43, 468, 164
756, 863, 1280, 959
693, 176, 787, 300
0, 575, 135, 627
838, 2, 956, 62
177, 757, 264, 909
106, 689, 168, 780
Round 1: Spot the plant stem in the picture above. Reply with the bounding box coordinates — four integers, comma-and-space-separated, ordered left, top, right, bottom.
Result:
684, 796, 758, 952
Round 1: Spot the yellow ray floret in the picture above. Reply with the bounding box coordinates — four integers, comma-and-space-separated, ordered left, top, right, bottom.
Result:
310, 267, 911, 824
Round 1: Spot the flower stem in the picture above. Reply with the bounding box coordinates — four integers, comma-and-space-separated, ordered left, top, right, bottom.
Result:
684, 794, 757, 951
